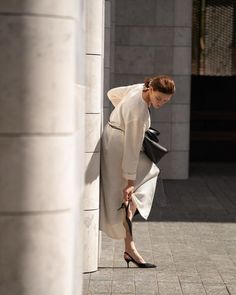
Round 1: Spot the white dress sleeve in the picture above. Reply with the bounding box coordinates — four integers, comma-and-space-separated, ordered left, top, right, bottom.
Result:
107, 85, 133, 107
122, 119, 147, 180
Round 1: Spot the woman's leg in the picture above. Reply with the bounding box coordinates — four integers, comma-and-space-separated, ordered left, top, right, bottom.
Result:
123, 199, 145, 263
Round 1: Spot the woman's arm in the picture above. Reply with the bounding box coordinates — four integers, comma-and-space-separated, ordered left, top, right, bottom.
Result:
122, 119, 146, 181
107, 85, 132, 107
123, 180, 135, 201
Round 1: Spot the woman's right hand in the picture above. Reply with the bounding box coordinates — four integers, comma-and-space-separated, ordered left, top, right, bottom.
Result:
123, 180, 135, 202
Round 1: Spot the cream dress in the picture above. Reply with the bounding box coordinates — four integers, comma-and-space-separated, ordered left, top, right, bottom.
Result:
100, 83, 160, 239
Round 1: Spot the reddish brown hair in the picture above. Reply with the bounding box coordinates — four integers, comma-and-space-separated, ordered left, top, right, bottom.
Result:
144, 75, 176, 95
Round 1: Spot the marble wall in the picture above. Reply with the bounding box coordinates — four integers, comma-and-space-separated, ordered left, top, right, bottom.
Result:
83, 0, 105, 273
0, 0, 79, 294
103, 0, 116, 126
74, 1, 86, 293
111, 0, 192, 179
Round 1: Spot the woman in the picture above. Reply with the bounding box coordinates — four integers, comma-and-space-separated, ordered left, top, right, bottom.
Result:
100, 75, 175, 268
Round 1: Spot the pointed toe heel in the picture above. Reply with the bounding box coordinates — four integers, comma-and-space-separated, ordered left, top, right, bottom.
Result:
123, 252, 156, 268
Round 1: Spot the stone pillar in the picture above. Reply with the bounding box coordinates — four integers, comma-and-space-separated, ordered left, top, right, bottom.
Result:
0, 1, 79, 294
74, 1, 86, 294
103, 0, 116, 126
167, 0, 192, 179
83, 0, 104, 273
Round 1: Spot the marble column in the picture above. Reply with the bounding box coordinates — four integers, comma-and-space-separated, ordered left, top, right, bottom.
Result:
83, 0, 104, 273
0, 1, 79, 294
74, 1, 86, 294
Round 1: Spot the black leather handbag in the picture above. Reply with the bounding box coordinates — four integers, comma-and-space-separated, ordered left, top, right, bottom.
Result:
143, 127, 168, 164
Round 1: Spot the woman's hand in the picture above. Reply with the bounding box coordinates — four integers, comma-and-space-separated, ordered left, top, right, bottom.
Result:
123, 180, 135, 202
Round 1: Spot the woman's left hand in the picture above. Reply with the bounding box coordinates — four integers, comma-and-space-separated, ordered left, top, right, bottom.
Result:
123, 180, 135, 202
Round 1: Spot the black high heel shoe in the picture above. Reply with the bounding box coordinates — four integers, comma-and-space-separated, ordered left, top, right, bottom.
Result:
124, 252, 156, 268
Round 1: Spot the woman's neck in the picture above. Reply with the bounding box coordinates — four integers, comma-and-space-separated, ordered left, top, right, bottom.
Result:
142, 90, 151, 107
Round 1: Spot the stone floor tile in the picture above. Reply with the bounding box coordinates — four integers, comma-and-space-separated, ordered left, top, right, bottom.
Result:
112, 280, 135, 294
198, 271, 224, 285
180, 282, 206, 294
156, 263, 176, 272
90, 269, 113, 281
83, 279, 90, 295
83, 163, 236, 295
134, 268, 157, 282
226, 284, 236, 294
178, 273, 202, 284
113, 259, 126, 268
99, 259, 114, 268
88, 280, 112, 294
203, 283, 230, 295
135, 280, 158, 293
195, 262, 218, 272
156, 271, 179, 283
158, 282, 183, 295
219, 270, 236, 284
83, 273, 91, 280
174, 262, 197, 273
112, 268, 134, 281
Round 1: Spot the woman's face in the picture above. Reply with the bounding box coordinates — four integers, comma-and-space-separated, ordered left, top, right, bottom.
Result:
149, 88, 172, 109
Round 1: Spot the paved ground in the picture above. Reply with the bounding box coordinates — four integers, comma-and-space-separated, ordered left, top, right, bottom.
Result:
83, 163, 236, 295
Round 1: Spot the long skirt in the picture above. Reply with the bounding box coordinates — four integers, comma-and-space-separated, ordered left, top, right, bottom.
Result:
99, 124, 160, 239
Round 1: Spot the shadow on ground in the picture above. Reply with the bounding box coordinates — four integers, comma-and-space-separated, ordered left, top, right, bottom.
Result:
134, 162, 236, 223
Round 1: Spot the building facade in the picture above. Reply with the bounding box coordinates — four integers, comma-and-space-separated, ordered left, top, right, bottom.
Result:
0, 0, 194, 294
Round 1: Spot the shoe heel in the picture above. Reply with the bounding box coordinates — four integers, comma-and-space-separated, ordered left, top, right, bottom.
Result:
125, 258, 130, 268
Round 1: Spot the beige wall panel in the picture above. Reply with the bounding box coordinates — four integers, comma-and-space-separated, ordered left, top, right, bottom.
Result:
159, 151, 189, 179
86, 0, 104, 54
0, 0, 76, 17
83, 210, 99, 273
171, 123, 190, 151
0, 16, 75, 133
0, 213, 74, 294
84, 152, 100, 210
85, 114, 101, 153
174, 0, 193, 27
0, 136, 76, 211
171, 75, 191, 104
85, 55, 103, 114
173, 47, 192, 75
171, 104, 190, 123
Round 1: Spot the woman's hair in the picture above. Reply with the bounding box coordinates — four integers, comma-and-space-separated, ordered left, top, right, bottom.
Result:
144, 75, 176, 94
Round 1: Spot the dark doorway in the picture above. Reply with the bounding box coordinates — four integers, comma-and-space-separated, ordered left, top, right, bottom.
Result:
190, 0, 236, 162
190, 75, 236, 162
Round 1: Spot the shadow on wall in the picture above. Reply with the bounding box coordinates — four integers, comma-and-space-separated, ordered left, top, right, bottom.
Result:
85, 140, 101, 190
